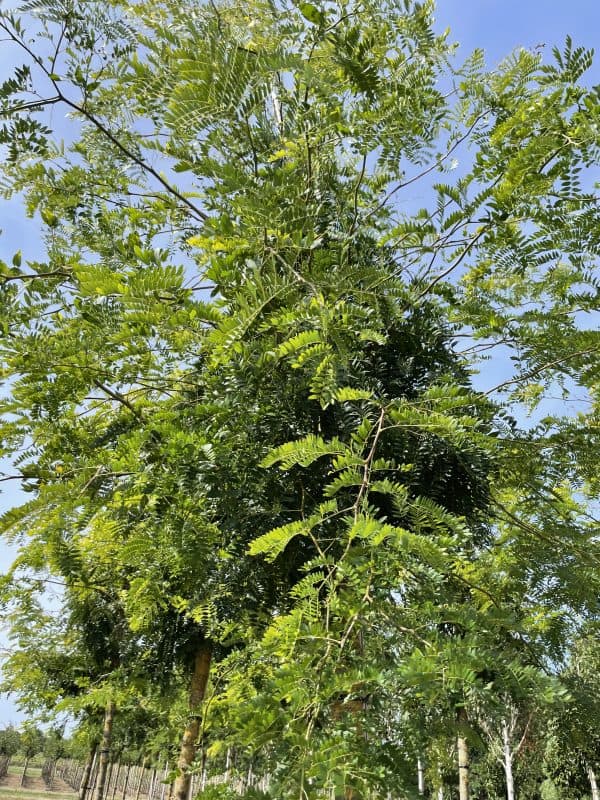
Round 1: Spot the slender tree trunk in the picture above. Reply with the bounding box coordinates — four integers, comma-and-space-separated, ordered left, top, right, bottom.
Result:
134, 760, 147, 800
200, 747, 207, 791
588, 765, 600, 800
90, 753, 100, 797
105, 762, 115, 800
502, 719, 515, 800
159, 760, 169, 800
111, 761, 121, 800
94, 700, 116, 800
457, 735, 470, 800
173, 642, 212, 800
149, 766, 158, 800
20, 756, 29, 787
417, 758, 425, 795
121, 763, 132, 800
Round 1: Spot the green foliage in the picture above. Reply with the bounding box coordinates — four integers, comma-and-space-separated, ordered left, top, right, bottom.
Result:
19, 725, 44, 760
0, 0, 599, 797
0, 726, 21, 758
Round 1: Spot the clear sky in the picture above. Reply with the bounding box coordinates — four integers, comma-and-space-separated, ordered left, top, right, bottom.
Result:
0, 0, 598, 725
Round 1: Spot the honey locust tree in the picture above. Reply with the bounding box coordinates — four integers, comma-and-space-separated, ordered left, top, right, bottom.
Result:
0, 558, 165, 800
1, 1, 600, 799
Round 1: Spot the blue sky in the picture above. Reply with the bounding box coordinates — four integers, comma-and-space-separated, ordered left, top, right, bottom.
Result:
0, 0, 598, 724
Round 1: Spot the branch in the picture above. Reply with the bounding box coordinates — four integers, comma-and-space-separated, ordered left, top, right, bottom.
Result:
0, 21, 208, 224
1, 270, 70, 285
414, 227, 487, 300
484, 345, 600, 396
59, 94, 208, 223
514, 712, 533, 758
92, 381, 142, 419
7, 95, 61, 113
365, 112, 488, 221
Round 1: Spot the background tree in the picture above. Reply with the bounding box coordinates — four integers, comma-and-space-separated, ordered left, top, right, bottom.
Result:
18, 724, 44, 786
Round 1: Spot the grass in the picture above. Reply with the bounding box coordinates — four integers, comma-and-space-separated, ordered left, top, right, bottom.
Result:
1, 763, 75, 799
6, 769, 43, 779
0, 790, 74, 800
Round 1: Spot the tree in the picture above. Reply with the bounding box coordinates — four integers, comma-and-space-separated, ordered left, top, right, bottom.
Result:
0, 726, 21, 762
1, 1, 599, 798
18, 725, 44, 786
544, 632, 600, 800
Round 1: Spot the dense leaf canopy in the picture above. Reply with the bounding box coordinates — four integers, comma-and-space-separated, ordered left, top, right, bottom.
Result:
0, 1, 599, 799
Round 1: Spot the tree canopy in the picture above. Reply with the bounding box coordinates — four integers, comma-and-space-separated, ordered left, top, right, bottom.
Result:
0, 1, 599, 799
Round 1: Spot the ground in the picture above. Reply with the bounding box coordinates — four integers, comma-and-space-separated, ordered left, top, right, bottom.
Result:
0, 765, 75, 800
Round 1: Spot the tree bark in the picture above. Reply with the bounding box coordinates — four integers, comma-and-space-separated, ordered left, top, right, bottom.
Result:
502, 719, 515, 800
172, 642, 212, 800
94, 700, 116, 800
79, 746, 98, 800
588, 765, 600, 800
457, 734, 470, 800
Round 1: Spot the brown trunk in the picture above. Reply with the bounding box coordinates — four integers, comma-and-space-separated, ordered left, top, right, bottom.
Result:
94, 701, 116, 800
20, 757, 29, 787
79, 744, 98, 800
172, 642, 212, 800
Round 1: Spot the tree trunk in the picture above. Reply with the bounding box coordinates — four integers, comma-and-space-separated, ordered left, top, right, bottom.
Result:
94, 701, 116, 800
159, 760, 169, 800
121, 763, 132, 800
417, 758, 425, 795
134, 761, 147, 800
172, 642, 212, 800
105, 762, 115, 800
111, 761, 121, 800
20, 756, 29, 787
588, 766, 600, 800
502, 719, 515, 800
457, 734, 470, 800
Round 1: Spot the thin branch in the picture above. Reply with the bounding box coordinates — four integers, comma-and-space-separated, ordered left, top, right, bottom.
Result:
414, 227, 487, 300
514, 712, 533, 758
7, 95, 61, 113
1, 270, 70, 285
365, 112, 488, 221
0, 21, 209, 224
484, 345, 600, 396
59, 94, 209, 223
348, 152, 368, 237
92, 380, 142, 419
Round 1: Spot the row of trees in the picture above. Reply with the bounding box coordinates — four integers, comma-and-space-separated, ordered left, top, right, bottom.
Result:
0, 1, 599, 799
0, 724, 67, 783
